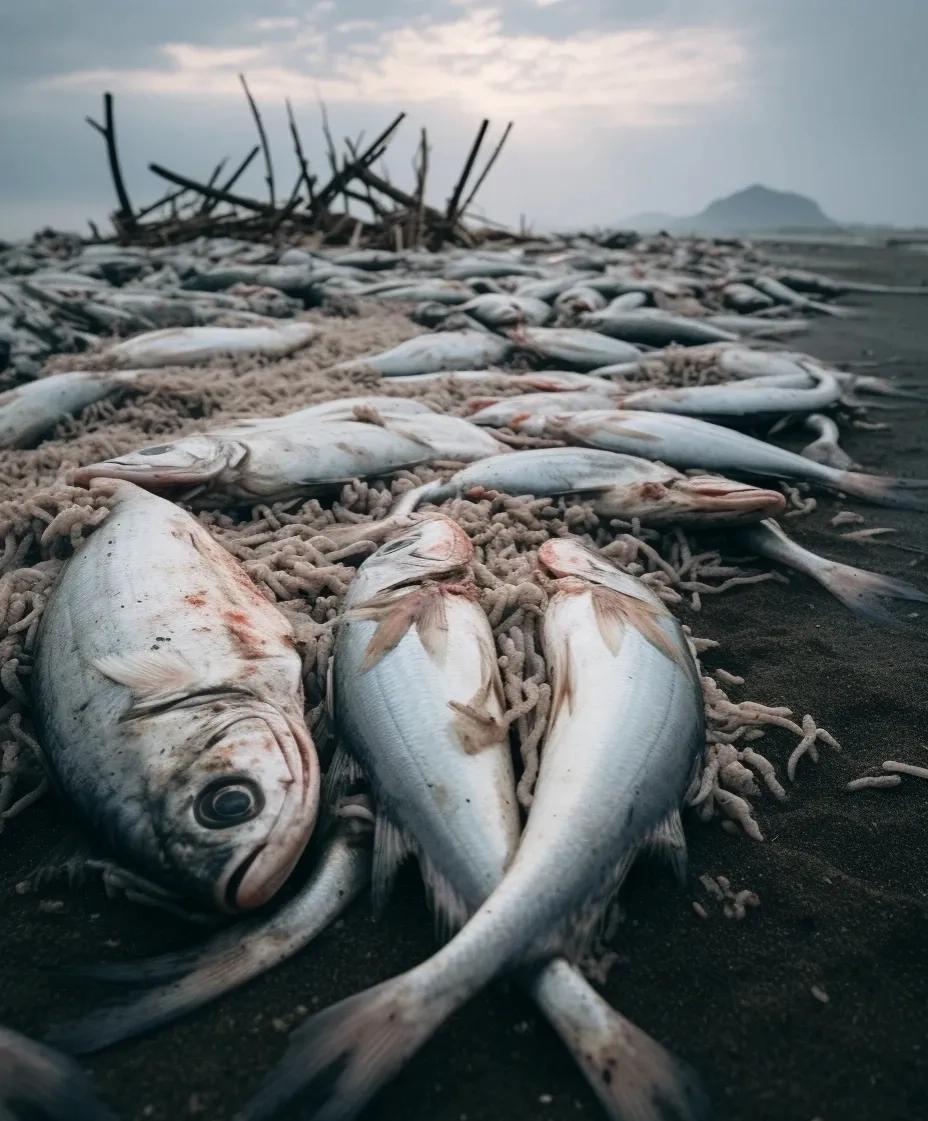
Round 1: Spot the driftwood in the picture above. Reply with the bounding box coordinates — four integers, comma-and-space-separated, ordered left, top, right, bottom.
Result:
86, 81, 516, 248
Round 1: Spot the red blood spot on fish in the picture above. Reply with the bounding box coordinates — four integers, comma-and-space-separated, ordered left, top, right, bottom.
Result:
185, 593, 207, 607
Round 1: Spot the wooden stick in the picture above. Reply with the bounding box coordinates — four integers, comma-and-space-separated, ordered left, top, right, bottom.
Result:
239, 73, 275, 206
313, 112, 406, 212
412, 127, 429, 247
445, 118, 489, 223
87, 92, 136, 232
460, 121, 513, 216
200, 145, 260, 215
286, 98, 315, 208
149, 163, 274, 215
194, 156, 229, 216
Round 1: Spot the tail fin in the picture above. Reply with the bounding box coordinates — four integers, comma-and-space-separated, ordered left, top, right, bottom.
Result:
815, 559, 928, 630
240, 971, 461, 1121
833, 470, 928, 511
0, 1027, 115, 1121
49, 831, 369, 1053
390, 480, 447, 517
530, 960, 710, 1121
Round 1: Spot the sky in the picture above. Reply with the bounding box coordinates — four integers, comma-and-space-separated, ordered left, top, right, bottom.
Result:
1, 0, 926, 239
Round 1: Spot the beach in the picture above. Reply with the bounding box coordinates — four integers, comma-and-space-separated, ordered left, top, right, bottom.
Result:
1, 238, 926, 1121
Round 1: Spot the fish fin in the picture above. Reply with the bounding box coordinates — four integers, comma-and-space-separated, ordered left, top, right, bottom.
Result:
16, 830, 97, 894
644, 808, 688, 883
321, 745, 366, 809
834, 470, 928, 512
414, 588, 450, 664
547, 632, 576, 724
349, 586, 452, 671
532, 960, 711, 1121
447, 699, 506, 754
0, 1029, 116, 1120
815, 558, 928, 630
590, 585, 687, 670
371, 815, 411, 919
418, 850, 472, 941
93, 650, 201, 699
325, 657, 336, 723
554, 849, 638, 961
240, 968, 463, 1121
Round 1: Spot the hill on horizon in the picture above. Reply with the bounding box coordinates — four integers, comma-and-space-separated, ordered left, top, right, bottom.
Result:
624, 184, 839, 234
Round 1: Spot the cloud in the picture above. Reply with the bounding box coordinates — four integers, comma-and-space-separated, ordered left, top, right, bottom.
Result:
41, 6, 746, 127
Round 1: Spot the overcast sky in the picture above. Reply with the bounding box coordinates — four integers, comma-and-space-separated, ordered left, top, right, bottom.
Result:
2, 0, 926, 240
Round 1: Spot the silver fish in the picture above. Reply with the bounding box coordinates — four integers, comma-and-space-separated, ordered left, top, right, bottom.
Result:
721, 283, 774, 312
466, 389, 620, 429
553, 286, 609, 315
800, 414, 855, 469
106, 322, 317, 367
619, 365, 841, 420
460, 293, 552, 328
381, 413, 508, 461
48, 819, 370, 1052
511, 326, 641, 370
335, 331, 512, 377
243, 536, 707, 1121
0, 368, 150, 449
773, 269, 928, 298
0, 1025, 114, 1120
394, 446, 785, 526
751, 276, 853, 318
34, 481, 319, 911
733, 520, 928, 628
582, 309, 738, 347
704, 314, 808, 339
563, 410, 928, 511
69, 420, 432, 500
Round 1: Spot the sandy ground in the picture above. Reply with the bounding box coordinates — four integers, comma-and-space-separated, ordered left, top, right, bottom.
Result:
2, 240, 928, 1121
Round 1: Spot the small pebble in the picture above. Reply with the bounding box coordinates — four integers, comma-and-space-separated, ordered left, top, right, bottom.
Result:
811, 985, 829, 1004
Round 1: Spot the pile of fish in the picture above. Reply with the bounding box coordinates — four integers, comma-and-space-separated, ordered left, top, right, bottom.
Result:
0, 226, 926, 1121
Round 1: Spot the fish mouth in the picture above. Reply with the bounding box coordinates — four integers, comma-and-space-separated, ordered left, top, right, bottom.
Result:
676, 476, 786, 516
216, 714, 320, 912
69, 460, 220, 489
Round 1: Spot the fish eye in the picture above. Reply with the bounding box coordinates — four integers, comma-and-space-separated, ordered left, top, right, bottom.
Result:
195, 778, 264, 829
137, 444, 175, 456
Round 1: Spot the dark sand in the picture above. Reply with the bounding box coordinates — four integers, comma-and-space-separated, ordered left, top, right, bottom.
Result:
2, 241, 927, 1121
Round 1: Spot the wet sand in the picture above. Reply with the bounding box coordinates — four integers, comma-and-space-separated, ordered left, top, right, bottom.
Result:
2, 240, 927, 1121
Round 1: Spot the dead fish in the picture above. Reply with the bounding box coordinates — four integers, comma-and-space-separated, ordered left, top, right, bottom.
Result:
583, 309, 738, 347
217, 397, 436, 430
515, 274, 597, 301
0, 368, 151, 449
509, 327, 641, 370
106, 322, 317, 367
460, 294, 551, 328
553, 286, 608, 316
721, 283, 774, 313
361, 281, 472, 304
704, 315, 809, 339
563, 410, 928, 511
242, 537, 707, 1121
774, 269, 928, 297
444, 258, 543, 280
800, 415, 855, 469
466, 390, 620, 429
388, 370, 602, 390
393, 446, 784, 526
619, 366, 841, 421
751, 276, 854, 318
47, 819, 371, 1052
335, 331, 512, 377
381, 413, 508, 461
34, 481, 319, 912
603, 291, 649, 313
0, 1024, 114, 1120
70, 420, 432, 501
733, 520, 928, 628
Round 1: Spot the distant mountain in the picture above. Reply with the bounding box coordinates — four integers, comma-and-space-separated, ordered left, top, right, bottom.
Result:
622, 184, 838, 235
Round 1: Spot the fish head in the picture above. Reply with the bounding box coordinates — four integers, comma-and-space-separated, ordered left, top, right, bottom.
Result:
355, 515, 474, 596
663, 475, 787, 525
538, 537, 658, 605
70, 435, 247, 490
157, 701, 318, 912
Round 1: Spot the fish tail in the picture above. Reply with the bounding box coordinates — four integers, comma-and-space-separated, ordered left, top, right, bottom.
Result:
1, 1032, 116, 1121
800, 437, 854, 471
530, 960, 711, 1121
815, 558, 928, 630
390, 479, 447, 516
833, 470, 928, 511
240, 968, 466, 1121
